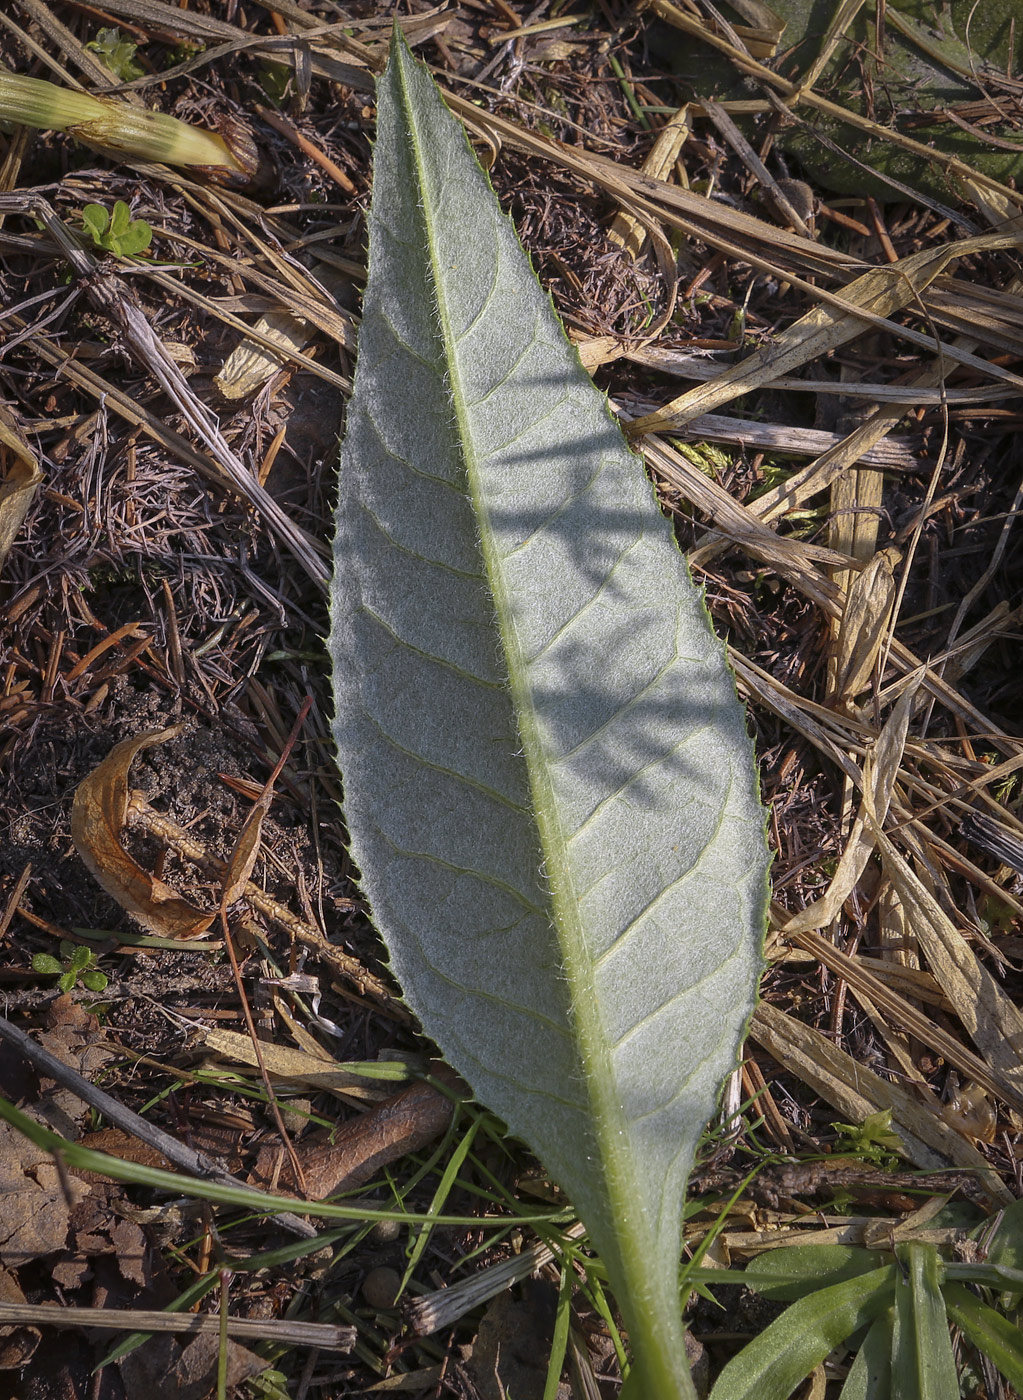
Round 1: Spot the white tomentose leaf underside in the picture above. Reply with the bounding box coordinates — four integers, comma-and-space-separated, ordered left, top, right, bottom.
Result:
329, 34, 769, 1395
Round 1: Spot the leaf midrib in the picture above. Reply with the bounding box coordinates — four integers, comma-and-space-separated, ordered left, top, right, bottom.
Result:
393, 54, 641, 1252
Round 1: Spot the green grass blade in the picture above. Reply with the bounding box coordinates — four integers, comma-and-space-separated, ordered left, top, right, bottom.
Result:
891, 1243, 958, 1400
0, 1095, 544, 1228
708, 1266, 897, 1400
740, 1246, 889, 1302
543, 1261, 576, 1400
983, 1198, 1023, 1308
838, 1310, 894, 1400
943, 1283, 1023, 1391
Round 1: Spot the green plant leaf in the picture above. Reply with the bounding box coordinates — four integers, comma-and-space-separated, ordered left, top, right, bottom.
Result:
105, 201, 151, 256
891, 1243, 958, 1400
30, 953, 62, 976
81, 969, 109, 992
838, 1310, 893, 1400
109, 200, 132, 240
116, 219, 152, 256
78, 201, 151, 257
328, 30, 769, 1400
708, 1267, 897, 1400
831, 1109, 902, 1167
81, 204, 109, 243
943, 1282, 1023, 1391
85, 27, 144, 83
67, 945, 92, 973
740, 1246, 889, 1302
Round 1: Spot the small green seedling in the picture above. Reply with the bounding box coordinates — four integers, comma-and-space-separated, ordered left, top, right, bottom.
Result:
85, 27, 144, 83
80, 201, 153, 258
258, 61, 293, 107
32, 940, 109, 995
830, 1107, 903, 1169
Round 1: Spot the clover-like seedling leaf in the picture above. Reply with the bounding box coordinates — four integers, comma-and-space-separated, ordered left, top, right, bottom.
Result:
80, 200, 152, 257
80, 204, 110, 246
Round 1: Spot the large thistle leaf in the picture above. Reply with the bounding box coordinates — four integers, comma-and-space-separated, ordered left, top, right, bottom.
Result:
329, 33, 769, 1398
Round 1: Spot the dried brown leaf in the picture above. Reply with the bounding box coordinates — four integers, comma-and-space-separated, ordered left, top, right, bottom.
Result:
0, 1269, 39, 1371
0, 404, 41, 574
215, 306, 317, 399
120, 1332, 264, 1400
0, 1121, 89, 1267
71, 728, 214, 939
220, 800, 267, 910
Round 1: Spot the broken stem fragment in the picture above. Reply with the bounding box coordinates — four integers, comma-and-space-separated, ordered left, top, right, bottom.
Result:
0, 69, 252, 183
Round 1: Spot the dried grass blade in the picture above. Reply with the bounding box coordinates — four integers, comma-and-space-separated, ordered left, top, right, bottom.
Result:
702, 98, 811, 234
1, 194, 329, 583
796, 0, 869, 89
654, 428, 1022, 766
873, 831, 1023, 1112
832, 547, 898, 707
726, 0, 784, 39
828, 459, 885, 589
689, 410, 911, 571
751, 1003, 1012, 1202
645, 0, 1023, 210
0, 1300, 353, 1349
135, 266, 351, 396
783, 685, 913, 935
785, 927, 1014, 1115
629, 348, 1020, 405
671, 413, 916, 472
13, 317, 317, 550
126, 796, 396, 1006
190, 1025, 388, 1101
629, 235, 1015, 434
443, 90, 855, 283
642, 436, 847, 607
54, 0, 263, 48
730, 650, 863, 785
608, 104, 690, 259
